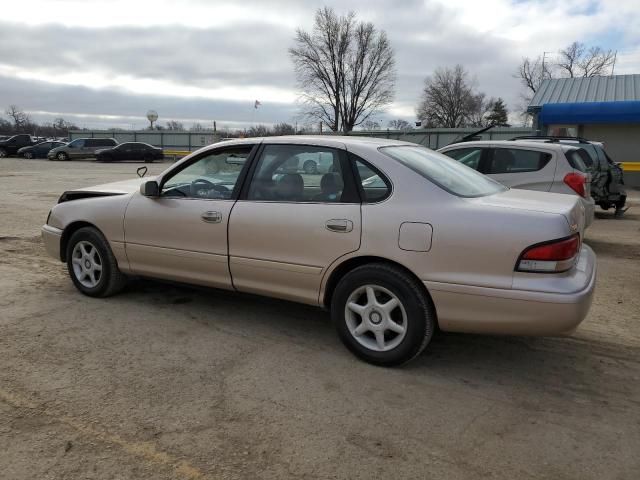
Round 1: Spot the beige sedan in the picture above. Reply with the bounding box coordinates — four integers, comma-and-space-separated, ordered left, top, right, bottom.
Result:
42, 136, 596, 366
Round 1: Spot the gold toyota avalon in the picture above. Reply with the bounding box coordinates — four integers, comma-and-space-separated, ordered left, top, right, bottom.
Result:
42, 136, 597, 366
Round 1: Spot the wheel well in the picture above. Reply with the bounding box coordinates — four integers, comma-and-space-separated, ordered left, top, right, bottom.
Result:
323, 256, 436, 314
60, 221, 97, 262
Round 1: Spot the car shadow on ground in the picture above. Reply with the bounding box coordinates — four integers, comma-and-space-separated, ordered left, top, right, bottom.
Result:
120, 277, 639, 404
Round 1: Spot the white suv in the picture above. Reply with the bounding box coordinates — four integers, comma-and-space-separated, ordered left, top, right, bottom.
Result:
438, 140, 595, 227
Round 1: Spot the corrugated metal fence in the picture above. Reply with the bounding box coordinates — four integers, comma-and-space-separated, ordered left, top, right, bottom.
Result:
69, 127, 535, 152
335, 127, 536, 149
69, 130, 221, 151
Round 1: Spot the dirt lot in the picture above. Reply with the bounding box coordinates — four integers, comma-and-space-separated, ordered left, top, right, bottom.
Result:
1, 157, 639, 479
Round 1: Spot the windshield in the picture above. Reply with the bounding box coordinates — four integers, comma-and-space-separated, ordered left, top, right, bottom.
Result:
380, 145, 506, 197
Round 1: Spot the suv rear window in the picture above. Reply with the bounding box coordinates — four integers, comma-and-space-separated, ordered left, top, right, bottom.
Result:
380, 146, 506, 198
564, 149, 589, 172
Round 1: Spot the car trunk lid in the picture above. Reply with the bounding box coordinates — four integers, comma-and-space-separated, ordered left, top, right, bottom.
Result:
466, 188, 585, 238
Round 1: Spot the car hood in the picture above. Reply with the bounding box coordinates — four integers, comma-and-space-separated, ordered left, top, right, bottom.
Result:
467, 188, 585, 233
76, 177, 150, 194
58, 177, 153, 203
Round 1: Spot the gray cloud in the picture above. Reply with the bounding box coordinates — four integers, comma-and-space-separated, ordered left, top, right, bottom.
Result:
0, 1, 627, 128
0, 75, 297, 129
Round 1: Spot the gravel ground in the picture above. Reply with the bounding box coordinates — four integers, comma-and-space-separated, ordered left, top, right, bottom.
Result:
1, 158, 639, 480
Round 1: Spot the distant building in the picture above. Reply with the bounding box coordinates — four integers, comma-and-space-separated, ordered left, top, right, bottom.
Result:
528, 74, 640, 168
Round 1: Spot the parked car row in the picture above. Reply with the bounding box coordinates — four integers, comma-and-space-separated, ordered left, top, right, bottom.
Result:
42, 136, 596, 366
0, 134, 163, 162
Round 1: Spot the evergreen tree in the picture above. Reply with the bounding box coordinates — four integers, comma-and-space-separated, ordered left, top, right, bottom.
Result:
486, 98, 509, 126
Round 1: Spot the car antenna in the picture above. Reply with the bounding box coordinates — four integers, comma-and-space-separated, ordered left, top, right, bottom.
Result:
137, 166, 148, 178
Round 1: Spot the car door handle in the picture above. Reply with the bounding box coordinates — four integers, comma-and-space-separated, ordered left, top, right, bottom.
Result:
326, 219, 353, 233
201, 211, 222, 223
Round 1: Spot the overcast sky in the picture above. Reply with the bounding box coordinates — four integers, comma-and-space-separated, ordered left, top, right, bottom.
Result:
1, 0, 639, 130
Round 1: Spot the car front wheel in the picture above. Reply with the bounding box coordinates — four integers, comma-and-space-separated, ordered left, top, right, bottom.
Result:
66, 227, 127, 297
24, 151, 34, 159
56, 152, 68, 161
331, 263, 435, 366
0, 148, 7, 158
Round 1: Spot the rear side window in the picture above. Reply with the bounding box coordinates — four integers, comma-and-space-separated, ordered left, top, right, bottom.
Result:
351, 156, 391, 202
564, 150, 589, 173
441, 147, 483, 170
487, 148, 551, 174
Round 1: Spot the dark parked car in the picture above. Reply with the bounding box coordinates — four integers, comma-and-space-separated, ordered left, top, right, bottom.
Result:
511, 136, 626, 214
0, 134, 37, 158
18, 141, 66, 159
95, 142, 164, 163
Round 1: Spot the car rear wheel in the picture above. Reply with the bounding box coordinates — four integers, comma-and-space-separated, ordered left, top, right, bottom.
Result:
23, 151, 34, 159
66, 227, 127, 297
331, 263, 435, 366
56, 152, 68, 161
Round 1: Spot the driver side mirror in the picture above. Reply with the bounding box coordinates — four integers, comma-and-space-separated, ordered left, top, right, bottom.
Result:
141, 180, 159, 197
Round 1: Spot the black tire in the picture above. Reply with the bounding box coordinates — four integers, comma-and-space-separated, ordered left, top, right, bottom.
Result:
0, 148, 7, 158
66, 227, 127, 297
331, 263, 435, 366
303, 160, 318, 174
24, 151, 34, 159
56, 152, 68, 161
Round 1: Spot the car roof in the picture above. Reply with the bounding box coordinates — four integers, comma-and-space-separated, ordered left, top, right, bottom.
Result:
211, 135, 417, 149
440, 140, 580, 152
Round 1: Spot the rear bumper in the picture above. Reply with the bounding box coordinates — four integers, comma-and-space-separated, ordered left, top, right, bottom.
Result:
426, 245, 597, 336
583, 197, 595, 228
41, 224, 63, 261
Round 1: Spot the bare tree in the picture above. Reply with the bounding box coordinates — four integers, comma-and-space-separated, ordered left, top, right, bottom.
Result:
273, 122, 296, 135
166, 120, 185, 130
516, 56, 550, 97
558, 41, 615, 78
466, 93, 496, 127
5, 105, 31, 132
190, 122, 205, 131
289, 7, 395, 133
362, 120, 380, 130
247, 125, 272, 137
416, 65, 480, 128
387, 119, 410, 130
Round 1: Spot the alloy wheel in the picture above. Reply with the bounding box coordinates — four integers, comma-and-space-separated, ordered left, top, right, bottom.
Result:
71, 241, 103, 288
344, 284, 407, 352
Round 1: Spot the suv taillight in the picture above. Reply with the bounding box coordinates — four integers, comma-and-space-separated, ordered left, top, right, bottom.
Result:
564, 172, 587, 197
516, 234, 580, 273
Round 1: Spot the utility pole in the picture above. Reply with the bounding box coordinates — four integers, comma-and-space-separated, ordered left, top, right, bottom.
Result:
611, 51, 617, 76
541, 51, 552, 80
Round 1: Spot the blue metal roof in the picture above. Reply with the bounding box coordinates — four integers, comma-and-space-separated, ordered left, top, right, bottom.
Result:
539, 101, 640, 125
529, 74, 640, 108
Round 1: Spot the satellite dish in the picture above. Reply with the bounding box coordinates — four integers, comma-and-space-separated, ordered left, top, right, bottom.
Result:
146, 110, 158, 129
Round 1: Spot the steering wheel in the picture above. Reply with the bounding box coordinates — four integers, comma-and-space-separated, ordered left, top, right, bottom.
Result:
190, 178, 229, 198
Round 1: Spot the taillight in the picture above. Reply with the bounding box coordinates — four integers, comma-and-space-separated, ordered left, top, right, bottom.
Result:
516, 234, 580, 273
564, 172, 587, 197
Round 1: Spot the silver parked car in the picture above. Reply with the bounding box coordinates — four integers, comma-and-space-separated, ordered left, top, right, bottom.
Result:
438, 140, 595, 227
48, 137, 117, 161
42, 137, 596, 366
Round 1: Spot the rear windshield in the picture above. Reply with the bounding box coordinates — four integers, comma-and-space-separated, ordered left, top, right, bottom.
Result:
380, 145, 507, 198
565, 149, 589, 172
